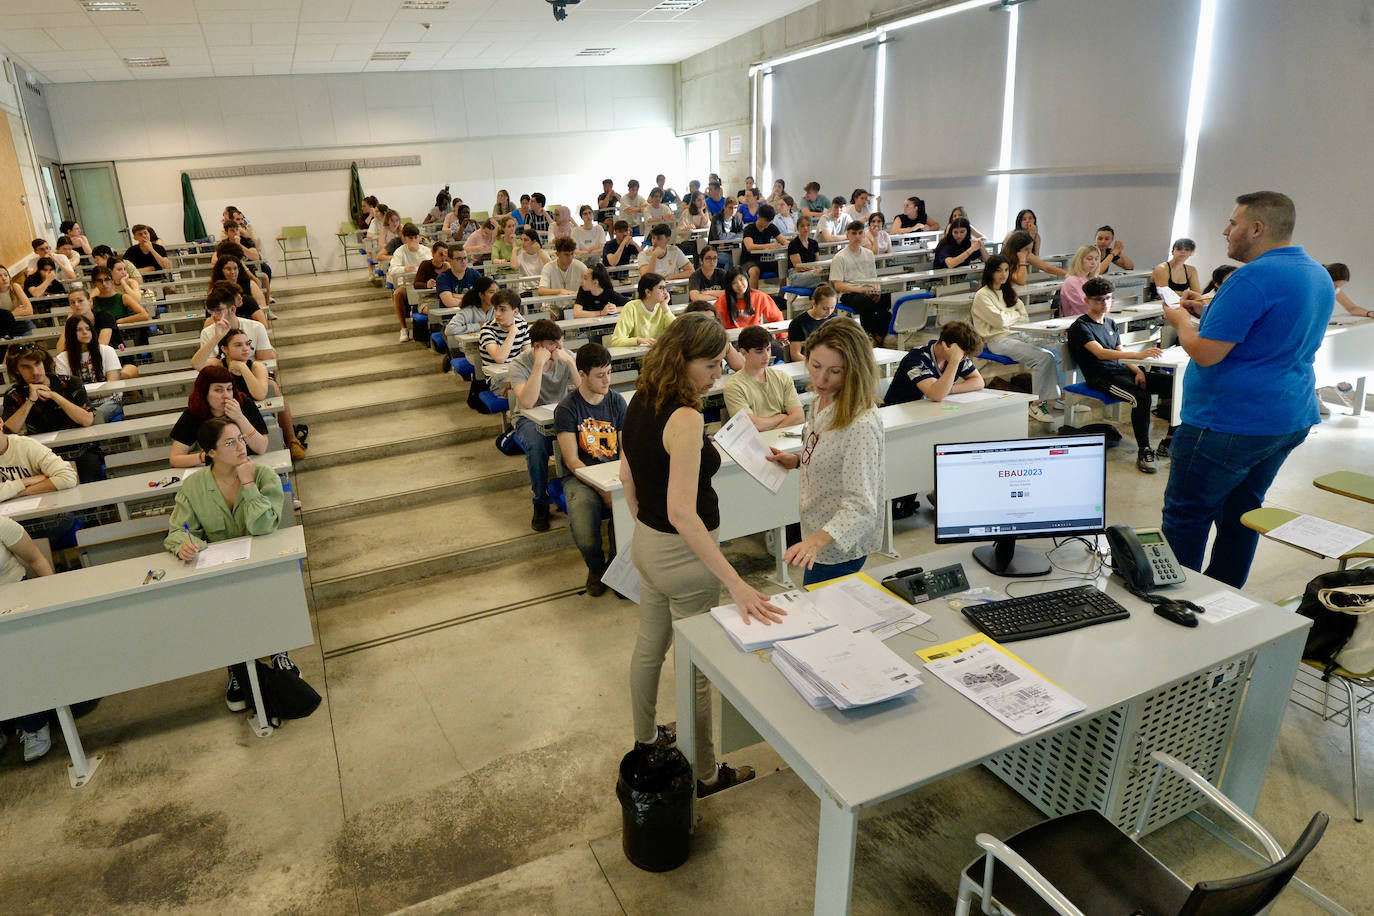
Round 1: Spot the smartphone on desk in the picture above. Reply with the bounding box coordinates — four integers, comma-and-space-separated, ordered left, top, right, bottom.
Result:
1105, 525, 1186, 590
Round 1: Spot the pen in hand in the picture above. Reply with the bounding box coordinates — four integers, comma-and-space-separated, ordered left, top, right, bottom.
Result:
178, 523, 200, 561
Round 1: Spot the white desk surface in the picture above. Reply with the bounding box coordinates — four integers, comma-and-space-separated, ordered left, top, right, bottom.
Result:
84, 360, 277, 398
27, 397, 283, 449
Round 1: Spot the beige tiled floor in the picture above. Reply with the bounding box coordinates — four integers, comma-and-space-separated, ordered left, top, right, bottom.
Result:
1, 406, 1369, 914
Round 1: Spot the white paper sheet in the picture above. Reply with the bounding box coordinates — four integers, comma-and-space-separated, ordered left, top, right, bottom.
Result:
28, 431, 58, 444
1193, 589, 1262, 624
1158, 286, 1181, 307
194, 536, 253, 569
1266, 514, 1373, 560
0, 495, 44, 517
601, 535, 641, 604
710, 589, 831, 651
1141, 345, 1190, 363
775, 627, 923, 708
940, 390, 1008, 404
923, 642, 1084, 734
808, 576, 930, 632
711, 410, 789, 494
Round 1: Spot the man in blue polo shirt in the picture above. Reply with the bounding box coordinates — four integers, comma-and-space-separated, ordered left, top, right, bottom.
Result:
1161, 191, 1332, 588
436, 250, 481, 310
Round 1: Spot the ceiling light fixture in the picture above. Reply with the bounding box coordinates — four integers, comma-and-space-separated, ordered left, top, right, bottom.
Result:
82, 1, 140, 11
546, 0, 580, 22
123, 56, 168, 67
576, 48, 615, 56
650, 0, 705, 11
401, 0, 448, 9
370, 51, 411, 60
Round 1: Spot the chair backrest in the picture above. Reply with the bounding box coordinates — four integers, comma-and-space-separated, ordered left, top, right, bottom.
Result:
1178, 812, 1328, 916
339, 221, 357, 234
281, 225, 308, 239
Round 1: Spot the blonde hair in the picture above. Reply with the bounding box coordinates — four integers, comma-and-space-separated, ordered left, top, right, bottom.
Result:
636, 313, 725, 414
805, 320, 877, 430
1067, 244, 1099, 278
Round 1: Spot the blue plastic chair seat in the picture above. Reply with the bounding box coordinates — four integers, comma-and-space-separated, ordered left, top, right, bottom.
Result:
978, 348, 1017, 366
477, 390, 509, 413
1064, 382, 1123, 405
451, 357, 474, 380
781, 286, 814, 298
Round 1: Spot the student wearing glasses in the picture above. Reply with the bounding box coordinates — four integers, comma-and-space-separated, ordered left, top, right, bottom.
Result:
688, 248, 727, 306
1067, 276, 1172, 474
436, 249, 484, 312
766, 319, 885, 584
621, 313, 784, 796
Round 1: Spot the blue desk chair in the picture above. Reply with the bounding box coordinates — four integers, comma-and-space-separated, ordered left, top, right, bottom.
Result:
479, 390, 509, 414
890, 291, 934, 347
410, 311, 428, 342
780, 286, 815, 299
977, 348, 1016, 366
451, 357, 474, 380
1064, 382, 1126, 424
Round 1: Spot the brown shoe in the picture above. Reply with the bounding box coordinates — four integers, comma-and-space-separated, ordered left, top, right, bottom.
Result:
288, 441, 306, 462
586, 564, 607, 597
697, 762, 755, 798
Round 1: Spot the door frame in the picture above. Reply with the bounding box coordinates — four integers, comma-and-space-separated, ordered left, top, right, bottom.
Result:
61, 160, 130, 248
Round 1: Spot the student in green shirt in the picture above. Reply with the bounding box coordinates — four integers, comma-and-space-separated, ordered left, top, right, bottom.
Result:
609, 272, 676, 347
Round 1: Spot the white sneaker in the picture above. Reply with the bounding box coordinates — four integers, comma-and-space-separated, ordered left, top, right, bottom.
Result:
398, 328, 410, 343
21, 724, 52, 762
1028, 403, 1053, 423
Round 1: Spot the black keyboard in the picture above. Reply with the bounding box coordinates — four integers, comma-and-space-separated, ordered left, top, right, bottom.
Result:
963, 585, 1130, 642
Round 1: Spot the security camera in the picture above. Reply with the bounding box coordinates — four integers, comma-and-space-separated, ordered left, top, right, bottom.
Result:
547, 0, 580, 21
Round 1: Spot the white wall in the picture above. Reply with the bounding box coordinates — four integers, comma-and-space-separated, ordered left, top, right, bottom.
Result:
44, 67, 685, 270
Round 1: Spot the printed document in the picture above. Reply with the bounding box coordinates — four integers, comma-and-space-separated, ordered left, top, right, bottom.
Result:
924, 641, 1084, 734
775, 627, 923, 708
712, 410, 788, 493
1193, 590, 1261, 624
601, 536, 641, 604
1266, 514, 1372, 559
195, 536, 253, 569
807, 574, 930, 633
710, 589, 829, 651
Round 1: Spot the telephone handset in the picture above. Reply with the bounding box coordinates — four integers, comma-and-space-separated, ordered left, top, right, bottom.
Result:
1106, 525, 1186, 590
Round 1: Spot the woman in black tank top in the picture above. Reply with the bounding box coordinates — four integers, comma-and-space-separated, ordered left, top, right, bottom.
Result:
620, 313, 785, 796
1149, 237, 1200, 300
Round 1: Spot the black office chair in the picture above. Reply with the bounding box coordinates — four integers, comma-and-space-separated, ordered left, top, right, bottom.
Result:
954, 751, 1329, 916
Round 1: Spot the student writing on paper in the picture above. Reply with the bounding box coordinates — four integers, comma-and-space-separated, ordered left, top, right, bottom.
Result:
766, 320, 884, 585
620, 314, 785, 798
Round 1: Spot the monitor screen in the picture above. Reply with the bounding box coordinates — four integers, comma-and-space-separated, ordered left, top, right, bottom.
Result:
933, 434, 1107, 544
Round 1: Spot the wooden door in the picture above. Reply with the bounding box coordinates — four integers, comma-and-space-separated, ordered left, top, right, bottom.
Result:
0, 112, 37, 267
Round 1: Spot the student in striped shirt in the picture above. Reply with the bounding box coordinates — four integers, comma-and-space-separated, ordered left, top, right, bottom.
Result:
478, 290, 530, 366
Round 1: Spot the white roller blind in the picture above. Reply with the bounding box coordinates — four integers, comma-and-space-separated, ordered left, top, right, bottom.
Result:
769, 44, 876, 199
880, 9, 1009, 177
1011, 0, 1199, 171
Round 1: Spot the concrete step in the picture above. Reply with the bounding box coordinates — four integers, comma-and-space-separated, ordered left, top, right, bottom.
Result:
299, 403, 501, 469
271, 297, 393, 326
288, 373, 459, 424
271, 315, 400, 346
284, 351, 438, 393
272, 272, 376, 298
306, 487, 567, 605
296, 439, 529, 525
277, 330, 415, 369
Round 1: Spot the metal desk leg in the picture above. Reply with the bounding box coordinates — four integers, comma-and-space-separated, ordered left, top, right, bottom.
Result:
1221, 629, 1305, 812
1348, 376, 1366, 417
674, 638, 699, 826
815, 799, 859, 914
243, 660, 274, 738
768, 526, 795, 588
880, 502, 899, 559
55, 705, 101, 789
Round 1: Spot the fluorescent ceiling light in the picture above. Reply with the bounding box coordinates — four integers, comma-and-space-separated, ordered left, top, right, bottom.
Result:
651, 0, 706, 11
576, 48, 615, 56
370, 51, 410, 61
123, 56, 168, 67
1172, 0, 1218, 241
401, 0, 448, 8
992, 6, 1018, 236
82, 0, 139, 10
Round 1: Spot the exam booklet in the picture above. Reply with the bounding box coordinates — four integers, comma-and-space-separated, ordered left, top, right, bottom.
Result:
923, 641, 1084, 734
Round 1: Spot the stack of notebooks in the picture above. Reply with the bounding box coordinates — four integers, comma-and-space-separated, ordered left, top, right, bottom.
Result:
709, 577, 928, 709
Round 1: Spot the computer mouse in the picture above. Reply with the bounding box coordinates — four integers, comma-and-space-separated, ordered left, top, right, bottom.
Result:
1154, 603, 1199, 627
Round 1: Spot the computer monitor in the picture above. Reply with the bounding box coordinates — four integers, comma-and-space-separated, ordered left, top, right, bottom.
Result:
933, 433, 1108, 577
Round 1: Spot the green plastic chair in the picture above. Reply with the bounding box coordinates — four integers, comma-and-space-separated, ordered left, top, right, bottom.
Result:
471, 210, 489, 222
336, 220, 360, 270
277, 225, 316, 276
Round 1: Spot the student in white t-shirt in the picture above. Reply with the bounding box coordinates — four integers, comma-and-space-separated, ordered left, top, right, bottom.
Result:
820, 196, 850, 243
55, 314, 124, 422
538, 236, 588, 298
636, 224, 692, 279
572, 205, 607, 259
843, 188, 881, 224
192, 283, 275, 370
619, 180, 647, 229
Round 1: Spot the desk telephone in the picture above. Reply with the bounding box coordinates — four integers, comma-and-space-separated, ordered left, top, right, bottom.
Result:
1106, 525, 1186, 589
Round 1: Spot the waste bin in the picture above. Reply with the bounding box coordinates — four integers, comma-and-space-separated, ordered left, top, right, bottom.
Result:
616, 744, 694, 872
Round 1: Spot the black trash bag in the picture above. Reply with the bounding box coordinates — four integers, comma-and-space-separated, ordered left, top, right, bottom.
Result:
616, 744, 694, 872
234, 661, 322, 728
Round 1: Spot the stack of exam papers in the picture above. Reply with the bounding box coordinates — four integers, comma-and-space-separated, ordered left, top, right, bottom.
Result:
709, 575, 930, 651
772, 629, 923, 709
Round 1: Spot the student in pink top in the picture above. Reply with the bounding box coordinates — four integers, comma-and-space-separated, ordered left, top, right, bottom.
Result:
1056, 245, 1101, 317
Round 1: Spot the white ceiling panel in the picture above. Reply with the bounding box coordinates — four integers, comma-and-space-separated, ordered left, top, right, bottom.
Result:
1, 0, 819, 82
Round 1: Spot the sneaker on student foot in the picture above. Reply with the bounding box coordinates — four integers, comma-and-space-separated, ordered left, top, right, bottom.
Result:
1155, 437, 1172, 459
586, 564, 607, 597
398, 328, 410, 343
1028, 402, 1053, 423
21, 724, 52, 762
531, 503, 551, 532
225, 667, 247, 711
272, 653, 298, 676
697, 762, 756, 798
1137, 447, 1158, 474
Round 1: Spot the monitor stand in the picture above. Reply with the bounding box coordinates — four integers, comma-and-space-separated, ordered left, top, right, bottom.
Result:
973, 536, 1052, 578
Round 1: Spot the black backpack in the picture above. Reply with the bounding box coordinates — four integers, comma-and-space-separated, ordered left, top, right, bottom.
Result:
237, 661, 322, 727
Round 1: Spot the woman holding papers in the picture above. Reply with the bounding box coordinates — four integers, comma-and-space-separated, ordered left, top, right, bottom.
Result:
766, 320, 884, 585
621, 313, 785, 798
164, 416, 289, 710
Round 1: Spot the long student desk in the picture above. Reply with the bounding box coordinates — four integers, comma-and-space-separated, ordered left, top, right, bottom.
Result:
0, 527, 311, 787
673, 544, 1310, 914
575, 392, 1031, 584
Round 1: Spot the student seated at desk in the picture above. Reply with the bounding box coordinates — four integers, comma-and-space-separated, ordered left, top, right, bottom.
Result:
56, 289, 138, 379
463, 220, 496, 261
799, 181, 829, 216
843, 188, 881, 224
772, 196, 798, 237
683, 301, 746, 371
572, 205, 607, 259
551, 206, 577, 242
602, 220, 640, 270
642, 189, 673, 233
489, 216, 519, 274
165, 415, 291, 709
1325, 263, 1370, 319
714, 267, 784, 332
218, 328, 304, 462
446, 277, 498, 340
1012, 209, 1042, 255
737, 187, 761, 225
554, 342, 627, 594
193, 283, 275, 369
1003, 230, 1067, 285
0, 511, 56, 761
1093, 225, 1135, 274
862, 212, 892, 256
0, 265, 34, 337
707, 200, 745, 263
211, 246, 269, 326
513, 229, 550, 288
739, 203, 785, 290
61, 219, 92, 257
819, 196, 849, 243
609, 273, 676, 347
884, 321, 985, 405
3, 343, 102, 483
387, 224, 433, 341
785, 213, 822, 289
944, 206, 986, 241
413, 242, 449, 310
0, 423, 78, 502
510, 319, 579, 532
1068, 276, 1172, 474
787, 284, 842, 362
169, 366, 269, 469
829, 221, 892, 345
89, 265, 150, 333
619, 181, 647, 229
637, 225, 692, 281
123, 224, 170, 275
538, 236, 588, 301
8, 237, 77, 282
573, 264, 625, 318
1057, 245, 1102, 318
436, 250, 483, 313
972, 255, 1062, 424
687, 247, 727, 306
722, 326, 802, 431
478, 290, 530, 366
766, 319, 884, 586
55, 315, 123, 423
933, 217, 987, 270
1148, 238, 1200, 301
21, 257, 64, 301
893, 196, 938, 235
